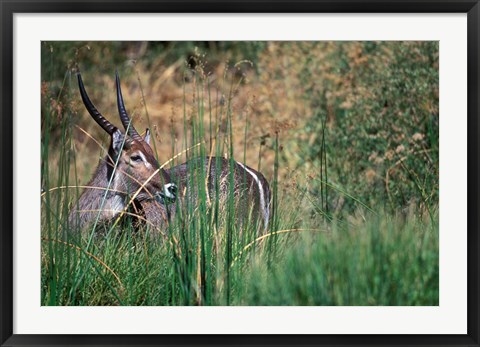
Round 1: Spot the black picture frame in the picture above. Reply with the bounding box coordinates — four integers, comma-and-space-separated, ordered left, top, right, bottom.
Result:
1, 1, 478, 346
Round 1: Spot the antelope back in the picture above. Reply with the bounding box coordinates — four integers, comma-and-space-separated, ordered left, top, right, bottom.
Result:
160, 156, 270, 232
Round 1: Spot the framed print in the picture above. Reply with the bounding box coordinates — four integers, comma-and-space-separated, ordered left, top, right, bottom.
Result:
1, 1, 479, 346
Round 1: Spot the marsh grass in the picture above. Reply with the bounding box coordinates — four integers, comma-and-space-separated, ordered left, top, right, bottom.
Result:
41, 42, 439, 306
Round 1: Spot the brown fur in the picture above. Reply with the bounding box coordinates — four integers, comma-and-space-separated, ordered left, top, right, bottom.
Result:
67, 135, 171, 232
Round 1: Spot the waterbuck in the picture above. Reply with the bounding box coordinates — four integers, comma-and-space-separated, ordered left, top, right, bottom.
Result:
68, 72, 270, 234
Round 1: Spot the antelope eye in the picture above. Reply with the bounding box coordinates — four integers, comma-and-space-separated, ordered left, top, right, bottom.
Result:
130, 154, 142, 162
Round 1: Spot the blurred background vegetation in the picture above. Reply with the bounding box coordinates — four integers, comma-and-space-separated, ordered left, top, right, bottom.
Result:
41, 41, 438, 305
42, 41, 438, 218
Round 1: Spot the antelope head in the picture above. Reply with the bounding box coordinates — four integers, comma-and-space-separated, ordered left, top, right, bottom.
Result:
77, 72, 177, 208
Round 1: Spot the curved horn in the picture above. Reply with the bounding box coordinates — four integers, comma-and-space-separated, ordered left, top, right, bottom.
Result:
77, 73, 118, 135
115, 71, 142, 141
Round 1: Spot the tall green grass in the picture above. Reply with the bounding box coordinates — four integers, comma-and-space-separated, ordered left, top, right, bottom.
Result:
41, 43, 438, 306
239, 213, 438, 306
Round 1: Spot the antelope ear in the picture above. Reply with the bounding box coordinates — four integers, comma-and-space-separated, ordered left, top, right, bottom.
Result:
112, 129, 129, 154
144, 128, 151, 145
